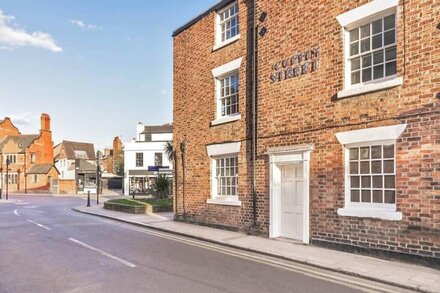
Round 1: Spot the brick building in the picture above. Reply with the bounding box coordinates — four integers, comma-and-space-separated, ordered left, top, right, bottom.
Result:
0, 114, 58, 193
173, 0, 439, 264
101, 136, 123, 175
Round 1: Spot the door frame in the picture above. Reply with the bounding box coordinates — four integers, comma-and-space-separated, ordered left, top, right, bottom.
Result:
267, 144, 313, 244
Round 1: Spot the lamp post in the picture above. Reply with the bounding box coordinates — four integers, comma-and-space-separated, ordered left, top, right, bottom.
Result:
96, 150, 101, 204
0, 166, 3, 200
180, 141, 186, 219
5, 158, 10, 200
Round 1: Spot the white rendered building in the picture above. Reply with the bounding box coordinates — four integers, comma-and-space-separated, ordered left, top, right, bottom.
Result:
123, 122, 173, 195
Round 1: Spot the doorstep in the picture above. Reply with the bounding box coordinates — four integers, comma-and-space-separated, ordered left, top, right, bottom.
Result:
74, 205, 440, 293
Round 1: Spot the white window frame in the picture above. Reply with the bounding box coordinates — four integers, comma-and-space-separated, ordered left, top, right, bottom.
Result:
206, 142, 241, 206
336, 0, 402, 98
213, 1, 240, 51
336, 124, 406, 220
211, 57, 243, 126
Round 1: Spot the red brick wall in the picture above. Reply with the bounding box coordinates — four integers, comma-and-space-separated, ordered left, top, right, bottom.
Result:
173, 0, 440, 258
173, 0, 255, 228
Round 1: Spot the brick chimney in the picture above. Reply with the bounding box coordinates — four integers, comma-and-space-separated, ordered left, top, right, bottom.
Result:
40, 113, 51, 131
39, 113, 53, 163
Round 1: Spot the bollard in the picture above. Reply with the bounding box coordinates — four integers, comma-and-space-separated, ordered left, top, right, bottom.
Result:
96, 191, 99, 205
87, 191, 91, 207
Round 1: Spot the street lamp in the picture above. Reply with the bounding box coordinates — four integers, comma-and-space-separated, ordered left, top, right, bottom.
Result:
5, 158, 10, 200
96, 151, 102, 204
180, 141, 186, 219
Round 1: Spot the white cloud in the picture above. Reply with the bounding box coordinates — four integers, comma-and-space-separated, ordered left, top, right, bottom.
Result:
0, 10, 62, 52
10, 112, 33, 126
70, 19, 102, 31
70, 19, 85, 28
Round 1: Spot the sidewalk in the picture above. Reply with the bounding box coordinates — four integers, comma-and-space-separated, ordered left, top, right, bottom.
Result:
74, 205, 440, 293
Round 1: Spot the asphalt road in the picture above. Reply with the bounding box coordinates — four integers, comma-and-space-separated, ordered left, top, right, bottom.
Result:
0, 195, 400, 293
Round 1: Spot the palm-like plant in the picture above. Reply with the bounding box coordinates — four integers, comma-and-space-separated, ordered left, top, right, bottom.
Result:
164, 141, 175, 162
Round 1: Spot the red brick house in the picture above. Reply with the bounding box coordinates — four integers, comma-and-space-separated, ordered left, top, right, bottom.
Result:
173, 0, 439, 265
0, 114, 58, 193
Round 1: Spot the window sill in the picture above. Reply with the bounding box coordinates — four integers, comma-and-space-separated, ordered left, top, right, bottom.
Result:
211, 114, 241, 126
207, 198, 242, 206
337, 207, 402, 220
337, 77, 403, 99
212, 34, 241, 52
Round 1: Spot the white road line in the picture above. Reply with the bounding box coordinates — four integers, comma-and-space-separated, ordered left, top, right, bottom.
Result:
27, 219, 51, 231
83, 215, 404, 293
13, 209, 19, 216
68, 238, 136, 268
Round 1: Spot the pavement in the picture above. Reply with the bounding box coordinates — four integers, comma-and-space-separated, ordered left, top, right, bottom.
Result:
1, 194, 381, 293
74, 202, 440, 293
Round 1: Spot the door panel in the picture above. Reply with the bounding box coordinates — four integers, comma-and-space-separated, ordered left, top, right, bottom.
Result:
280, 164, 304, 240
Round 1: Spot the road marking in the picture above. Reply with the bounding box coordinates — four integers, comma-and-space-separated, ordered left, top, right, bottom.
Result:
68, 238, 136, 268
13, 209, 19, 216
75, 213, 408, 293
27, 219, 51, 231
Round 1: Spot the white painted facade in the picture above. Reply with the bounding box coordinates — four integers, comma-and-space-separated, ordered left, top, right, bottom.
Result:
123, 123, 173, 195
55, 158, 75, 180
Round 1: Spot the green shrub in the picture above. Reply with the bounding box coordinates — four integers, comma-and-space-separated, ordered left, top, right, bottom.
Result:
152, 175, 170, 199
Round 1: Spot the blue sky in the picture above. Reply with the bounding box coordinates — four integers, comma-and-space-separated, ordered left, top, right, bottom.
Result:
0, 0, 217, 149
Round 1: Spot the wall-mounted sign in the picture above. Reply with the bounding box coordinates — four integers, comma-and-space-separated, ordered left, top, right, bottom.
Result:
270, 48, 319, 84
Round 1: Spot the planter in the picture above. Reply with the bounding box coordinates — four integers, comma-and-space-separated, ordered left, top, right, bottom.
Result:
104, 201, 173, 214
104, 202, 147, 214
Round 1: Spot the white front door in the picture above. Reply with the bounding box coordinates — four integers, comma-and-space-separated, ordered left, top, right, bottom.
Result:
280, 164, 304, 240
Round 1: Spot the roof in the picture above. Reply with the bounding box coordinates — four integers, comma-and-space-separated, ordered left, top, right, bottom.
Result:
141, 124, 173, 135
0, 135, 40, 152
61, 140, 95, 160
70, 159, 97, 172
172, 0, 234, 37
27, 164, 56, 174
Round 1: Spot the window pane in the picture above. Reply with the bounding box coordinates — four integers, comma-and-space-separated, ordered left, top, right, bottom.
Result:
373, 190, 383, 203
350, 29, 359, 42
349, 148, 359, 160
361, 38, 370, 52
384, 14, 395, 30
372, 34, 382, 49
372, 19, 382, 34
371, 146, 382, 159
371, 161, 382, 173
361, 190, 371, 202
385, 61, 396, 76
385, 175, 395, 188
383, 144, 394, 158
360, 147, 370, 159
360, 24, 370, 38
351, 58, 360, 70
360, 161, 370, 174
361, 176, 371, 188
384, 190, 395, 203
373, 51, 384, 64
362, 54, 372, 67
384, 29, 395, 45
362, 67, 372, 82
351, 176, 360, 188
384, 160, 394, 173
351, 71, 360, 85
386, 46, 396, 61
373, 175, 383, 188
373, 65, 384, 79
351, 190, 360, 202
350, 42, 359, 56
350, 162, 359, 174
